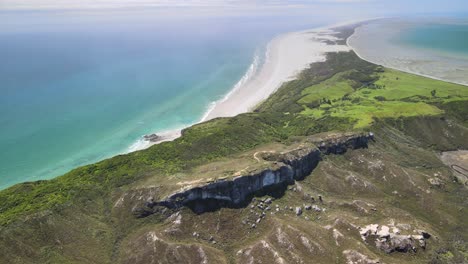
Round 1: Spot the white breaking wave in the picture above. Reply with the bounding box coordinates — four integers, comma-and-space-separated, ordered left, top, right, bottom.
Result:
201, 53, 261, 122
126, 51, 262, 153
126, 128, 182, 153
127, 138, 150, 153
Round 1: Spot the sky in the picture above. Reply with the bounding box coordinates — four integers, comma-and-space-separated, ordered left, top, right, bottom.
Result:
0, 0, 467, 17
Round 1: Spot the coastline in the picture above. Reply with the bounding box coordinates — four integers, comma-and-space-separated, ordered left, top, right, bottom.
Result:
131, 22, 355, 152
347, 19, 468, 87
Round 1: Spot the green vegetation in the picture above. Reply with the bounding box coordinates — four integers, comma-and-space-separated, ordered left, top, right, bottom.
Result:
297, 65, 467, 129
0, 49, 467, 264
1, 51, 467, 226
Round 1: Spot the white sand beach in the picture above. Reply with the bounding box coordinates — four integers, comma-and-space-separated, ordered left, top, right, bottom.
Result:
348, 19, 468, 86
201, 28, 351, 121
131, 23, 353, 151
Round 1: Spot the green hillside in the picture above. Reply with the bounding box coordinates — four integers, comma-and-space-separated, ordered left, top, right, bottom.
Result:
1, 38, 467, 263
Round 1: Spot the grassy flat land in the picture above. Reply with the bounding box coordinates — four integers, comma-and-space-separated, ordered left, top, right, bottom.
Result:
299, 68, 468, 128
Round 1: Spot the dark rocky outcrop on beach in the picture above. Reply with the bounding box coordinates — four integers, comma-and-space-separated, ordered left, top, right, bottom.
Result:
143, 133, 162, 142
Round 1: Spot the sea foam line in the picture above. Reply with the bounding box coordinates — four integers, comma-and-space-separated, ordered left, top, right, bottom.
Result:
200, 52, 261, 122
126, 50, 263, 153
127, 128, 183, 153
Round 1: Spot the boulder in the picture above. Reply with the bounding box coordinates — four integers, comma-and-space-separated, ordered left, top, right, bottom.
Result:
143, 133, 162, 142
360, 224, 430, 254
312, 205, 322, 212
376, 235, 417, 253
376, 225, 390, 238
295, 207, 303, 216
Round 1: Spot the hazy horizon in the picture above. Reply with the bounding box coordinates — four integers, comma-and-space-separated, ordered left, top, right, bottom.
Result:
1, 0, 467, 19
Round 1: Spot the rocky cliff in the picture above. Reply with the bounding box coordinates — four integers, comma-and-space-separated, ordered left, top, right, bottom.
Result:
144, 133, 373, 214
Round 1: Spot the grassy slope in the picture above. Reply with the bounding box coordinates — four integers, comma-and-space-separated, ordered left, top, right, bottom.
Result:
0, 47, 467, 263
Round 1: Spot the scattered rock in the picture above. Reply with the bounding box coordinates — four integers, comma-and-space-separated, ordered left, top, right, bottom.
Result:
305, 204, 312, 210
376, 235, 418, 253
376, 225, 390, 237
256, 218, 262, 224
360, 224, 430, 254
421, 231, 431, 239
429, 177, 443, 187
251, 224, 256, 229
312, 205, 322, 212
295, 207, 303, 216
359, 224, 380, 239
264, 198, 273, 204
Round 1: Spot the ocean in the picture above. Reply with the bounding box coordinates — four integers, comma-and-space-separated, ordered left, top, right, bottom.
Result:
348, 18, 468, 86
396, 22, 468, 58
0, 10, 324, 189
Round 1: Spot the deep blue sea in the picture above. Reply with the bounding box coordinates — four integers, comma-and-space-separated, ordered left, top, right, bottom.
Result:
0, 10, 326, 189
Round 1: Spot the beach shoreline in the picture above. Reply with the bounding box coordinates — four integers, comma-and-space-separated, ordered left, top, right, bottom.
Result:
347, 19, 468, 87
129, 21, 364, 152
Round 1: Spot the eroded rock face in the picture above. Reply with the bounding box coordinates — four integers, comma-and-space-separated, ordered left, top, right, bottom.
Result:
317, 133, 372, 155
359, 224, 430, 254
139, 133, 372, 215
158, 164, 299, 213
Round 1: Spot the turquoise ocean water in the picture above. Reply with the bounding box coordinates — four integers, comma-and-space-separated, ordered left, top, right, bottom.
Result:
0, 10, 324, 189
396, 22, 468, 57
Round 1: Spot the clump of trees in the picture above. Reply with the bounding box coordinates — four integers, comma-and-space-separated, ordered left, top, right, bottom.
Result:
320, 98, 332, 105
341, 94, 351, 101
374, 96, 386, 101
363, 83, 386, 90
